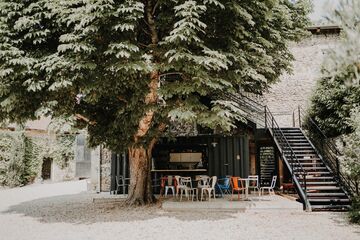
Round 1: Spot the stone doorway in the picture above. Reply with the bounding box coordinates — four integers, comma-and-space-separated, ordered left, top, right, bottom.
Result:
41, 158, 52, 180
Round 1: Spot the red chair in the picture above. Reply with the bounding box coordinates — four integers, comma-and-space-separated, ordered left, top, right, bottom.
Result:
230, 177, 246, 200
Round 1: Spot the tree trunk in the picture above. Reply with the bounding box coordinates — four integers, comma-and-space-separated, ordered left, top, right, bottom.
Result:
126, 145, 155, 205
125, 0, 161, 206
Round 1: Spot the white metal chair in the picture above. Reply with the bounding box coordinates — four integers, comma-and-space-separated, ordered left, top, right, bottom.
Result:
248, 175, 260, 196
196, 175, 210, 188
175, 175, 186, 197
164, 175, 175, 197
260, 175, 277, 196
179, 177, 197, 201
201, 176, 217, 201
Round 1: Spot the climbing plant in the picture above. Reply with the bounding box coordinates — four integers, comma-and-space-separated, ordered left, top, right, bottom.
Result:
49, 134, 76, 169
0, 130, 76, 187
0, 131, 26, 187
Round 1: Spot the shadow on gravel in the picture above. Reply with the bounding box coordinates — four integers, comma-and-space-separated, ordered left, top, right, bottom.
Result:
2, 193, 237, 224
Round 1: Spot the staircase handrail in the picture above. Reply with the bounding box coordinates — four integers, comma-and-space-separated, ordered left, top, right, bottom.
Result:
264, 106, 310, 211
295, 106, 357, 195
219, 91, 266, 127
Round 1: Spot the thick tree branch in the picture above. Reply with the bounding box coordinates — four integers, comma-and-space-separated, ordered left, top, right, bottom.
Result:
75, 114, 96, 125
146, 0, 159, 45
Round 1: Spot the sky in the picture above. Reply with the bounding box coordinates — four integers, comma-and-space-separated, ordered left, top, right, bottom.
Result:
308, 0, 340, 25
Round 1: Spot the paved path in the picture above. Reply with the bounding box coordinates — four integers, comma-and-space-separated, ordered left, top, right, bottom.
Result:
0, 181, 359, 240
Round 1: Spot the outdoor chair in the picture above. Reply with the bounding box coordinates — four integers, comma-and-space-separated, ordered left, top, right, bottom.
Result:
216, 177, 231, 197
160, 176, 176, 197
260, 175, 277, 196
200, 176, 217, 201
196, 175, 210, 188
179, 177, 197, 201
115, 175, 130, 195
248, 175, 260, 196
230, 177, 246, 201
175, 175, 186, 197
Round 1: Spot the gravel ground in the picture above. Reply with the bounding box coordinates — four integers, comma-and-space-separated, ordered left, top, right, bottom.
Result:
0, 180, 359, 240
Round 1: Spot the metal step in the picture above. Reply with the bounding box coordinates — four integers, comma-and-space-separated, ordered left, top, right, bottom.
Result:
301, 171, 331, 175
289, 141, 312, 147
291, 163, 324, 166
305, 176, 334, 180
307, 192, 347, 197
292, 150, 317, 154
290, 146, 313, 149
309, 199, 351, 203
295, 167, 327, 170
311, 205, 351, 211
306, 186, 341, 190
300, 181, 338, 185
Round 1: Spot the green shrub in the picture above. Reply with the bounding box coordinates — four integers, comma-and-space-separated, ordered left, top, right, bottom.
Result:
0, 131, 26, 187
349, 196, 360, 224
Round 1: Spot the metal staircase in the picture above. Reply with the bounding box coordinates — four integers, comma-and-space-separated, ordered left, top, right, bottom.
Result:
276, 128, 351, 211
225, 92, 352, 211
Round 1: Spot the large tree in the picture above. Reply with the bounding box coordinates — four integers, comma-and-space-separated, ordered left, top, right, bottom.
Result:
0, 0, 310, 205
308, 0, 360, 137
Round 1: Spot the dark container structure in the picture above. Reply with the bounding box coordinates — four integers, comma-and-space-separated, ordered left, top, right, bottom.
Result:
110, 134, 250, 194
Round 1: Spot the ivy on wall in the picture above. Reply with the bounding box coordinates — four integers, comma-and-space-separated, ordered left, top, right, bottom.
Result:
0, 131, 26, 187
0, 130, 76, 187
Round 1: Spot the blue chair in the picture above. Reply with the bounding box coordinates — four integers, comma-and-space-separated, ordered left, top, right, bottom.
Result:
216, 177, 231, 197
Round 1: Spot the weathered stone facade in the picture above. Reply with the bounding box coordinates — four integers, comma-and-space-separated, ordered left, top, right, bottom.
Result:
50, 159, 76, 182
262, 33, 340, 127
100, 148, 112, 192
90, 147, 112, 192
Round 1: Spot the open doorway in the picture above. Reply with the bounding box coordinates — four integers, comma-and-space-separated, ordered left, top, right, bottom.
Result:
41, 158, 52, 180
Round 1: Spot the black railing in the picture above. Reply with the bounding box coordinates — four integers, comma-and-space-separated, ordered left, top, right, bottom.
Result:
219, 92, 311, 209
219, 91, 266, 128
294, 106, 357, 196
264, 106, 310, 211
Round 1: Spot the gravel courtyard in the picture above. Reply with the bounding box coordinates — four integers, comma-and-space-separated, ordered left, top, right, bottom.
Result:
0, 180, 359, 240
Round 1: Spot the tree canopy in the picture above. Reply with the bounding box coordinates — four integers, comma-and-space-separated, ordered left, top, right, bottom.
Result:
0, 0, 310, 150
308, 0, 360, 137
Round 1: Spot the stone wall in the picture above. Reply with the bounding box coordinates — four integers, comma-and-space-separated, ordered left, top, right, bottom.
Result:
100, 148, 112, 192
90, 147, 112, 192
51, 159, 76, 182
262, 34, 340, 127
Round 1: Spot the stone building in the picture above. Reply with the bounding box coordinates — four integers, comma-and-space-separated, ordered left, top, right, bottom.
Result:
262, 28, 340, 126
0, 117, 98, 186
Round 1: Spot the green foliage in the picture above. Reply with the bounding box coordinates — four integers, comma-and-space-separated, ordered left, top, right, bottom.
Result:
349, 196, 360, 224
0, 130, 75, 187
0, 0, 311, 152
0, 131, 25, 187
342, 109, 360, 195
23, 136, 45, 184
308, 0, 360, 137
49, 134, 76, 169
